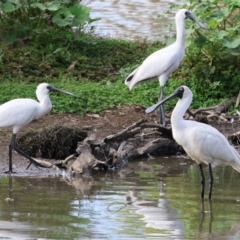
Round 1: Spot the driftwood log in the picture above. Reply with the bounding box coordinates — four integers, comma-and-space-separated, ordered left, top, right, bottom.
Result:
57, 104, 240, 174
228, 131, 240, 145
52, 119, 180, 174
20, 95, 240, 175
31, 119, 182, 174
187, 96, 237, 123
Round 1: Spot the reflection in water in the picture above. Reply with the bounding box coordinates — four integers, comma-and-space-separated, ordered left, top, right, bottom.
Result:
0, 177, 46, 239
88, 0, 181, 41
198, 201, 213, 234
0, 220, 46, 239
126, 189, 184, 237
196, 201, 240, 240
0, 158, 240, 239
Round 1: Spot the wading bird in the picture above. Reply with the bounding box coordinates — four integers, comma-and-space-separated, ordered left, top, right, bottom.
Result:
0, 83, 74, 174
125, 9, 205, 125
146, 86, 240, 200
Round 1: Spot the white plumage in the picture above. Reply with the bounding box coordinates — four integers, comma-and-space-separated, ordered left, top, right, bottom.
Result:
146, 86, 240, 200
125, 9, 205, 125
0, 83, 73, 173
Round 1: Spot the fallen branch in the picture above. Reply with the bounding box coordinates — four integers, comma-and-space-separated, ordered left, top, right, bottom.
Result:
186, 97, 236, 122
236, 91, 240, 108
228, 131, 240, 145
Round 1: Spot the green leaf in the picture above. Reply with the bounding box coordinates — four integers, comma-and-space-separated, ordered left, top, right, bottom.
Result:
53, 48, 63, 54
45, 2, 61, 11
210, 66, 216, 74
52, 8, 73, 27
31, 3, 46, 11
7, 0, 19, 3
224, 38, 240, 49
1, 32, 17, 44
221, 7, 230, 17
216, 31, 228, 39
2, 2, 15, 12
70, 5, 90, 26
228, 49, 240, 56
194, 35, 207, 47
208, 19, 218, 29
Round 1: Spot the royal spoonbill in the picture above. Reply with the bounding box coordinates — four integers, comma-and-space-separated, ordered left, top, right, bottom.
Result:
146, 86, 240, 200
0, 83, 74, 174
125, 9, 205, 125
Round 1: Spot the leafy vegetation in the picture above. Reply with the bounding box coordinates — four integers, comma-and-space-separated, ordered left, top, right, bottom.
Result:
165, 0, 240, 105
0, 0, 239, 115
0, 0, 96, 44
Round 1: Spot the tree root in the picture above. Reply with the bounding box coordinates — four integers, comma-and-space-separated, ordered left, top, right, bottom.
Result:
186, 96, 237, 123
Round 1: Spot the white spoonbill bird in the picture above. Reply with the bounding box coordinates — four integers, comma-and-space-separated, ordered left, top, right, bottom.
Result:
146, 86, 240, 200
125, 9, 205, 125
0, 83, 74, 174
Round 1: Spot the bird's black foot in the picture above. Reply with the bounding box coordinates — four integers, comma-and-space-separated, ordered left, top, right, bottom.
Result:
26, 161, 42, 170
26, 162, 32, 170
157, 122, 167, 127
4, 170, 17, 174
156, 120, 168, 127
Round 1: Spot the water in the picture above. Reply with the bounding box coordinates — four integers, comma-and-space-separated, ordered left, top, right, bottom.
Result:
1, 157, 240, 239
87, 0, 181, 41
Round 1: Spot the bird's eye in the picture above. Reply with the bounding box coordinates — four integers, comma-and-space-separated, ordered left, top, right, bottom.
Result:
185, 11, 189, 18
180, 87, 184, 91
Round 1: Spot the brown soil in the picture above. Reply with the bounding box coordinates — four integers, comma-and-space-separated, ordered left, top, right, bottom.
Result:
0, 105, 239, 176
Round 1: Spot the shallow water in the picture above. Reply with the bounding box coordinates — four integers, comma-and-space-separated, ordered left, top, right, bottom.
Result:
1, 157, 240, 239
88, 0, 181, 41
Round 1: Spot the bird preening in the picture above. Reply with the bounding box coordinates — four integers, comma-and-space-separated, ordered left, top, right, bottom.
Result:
0, 83, 74, 174
146, 85, 240, 200
125, 9, 206, 125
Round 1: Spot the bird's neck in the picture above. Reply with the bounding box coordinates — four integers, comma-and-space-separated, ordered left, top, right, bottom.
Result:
171, 96, 191, 126
175, 19, 186, 46
38, 96, 52, 117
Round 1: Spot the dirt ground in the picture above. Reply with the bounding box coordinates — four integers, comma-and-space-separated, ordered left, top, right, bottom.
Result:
0, 105, 239, 176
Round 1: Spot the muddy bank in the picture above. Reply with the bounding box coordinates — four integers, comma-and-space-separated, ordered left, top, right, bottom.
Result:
0, 105, 239, 176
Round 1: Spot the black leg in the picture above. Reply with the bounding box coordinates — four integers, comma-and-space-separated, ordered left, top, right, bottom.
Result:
158, 86, 165, 126
199, 164, 205, 200
208, 164, 214, 200
4, 135, 17, 174
5, 134, 45, 174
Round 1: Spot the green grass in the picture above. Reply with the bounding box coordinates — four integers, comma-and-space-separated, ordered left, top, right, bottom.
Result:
0, 75, 232, 115
0, 78, 158, 114
0, 33, 239, 115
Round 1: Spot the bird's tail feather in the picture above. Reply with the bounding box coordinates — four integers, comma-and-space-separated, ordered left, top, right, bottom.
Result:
124, 67, 140, 90
230, 148, 240, 173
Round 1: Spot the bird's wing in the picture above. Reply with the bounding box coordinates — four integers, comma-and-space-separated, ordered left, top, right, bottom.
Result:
125, 44, 182, 85
0, 99, 38, 128
186, 123, 238, 167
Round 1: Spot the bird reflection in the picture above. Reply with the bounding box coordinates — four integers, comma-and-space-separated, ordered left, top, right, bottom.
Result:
63, 171, 240, 239
125, 189, 184, 236
198, 201, 213, 234
196, 201, 240, 239
5, 176, 14, 206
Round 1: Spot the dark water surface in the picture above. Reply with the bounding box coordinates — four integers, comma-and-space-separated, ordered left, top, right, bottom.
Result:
1, 157, 240, 239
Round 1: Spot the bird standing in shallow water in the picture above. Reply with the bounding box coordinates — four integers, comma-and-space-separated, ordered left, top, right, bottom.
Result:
0, 83, 74, 174
125, 9, 205, 125
146, 86, 240, 200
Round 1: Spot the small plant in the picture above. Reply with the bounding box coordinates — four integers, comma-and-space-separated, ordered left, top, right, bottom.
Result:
159, 0, 240, 103
166, 0, 240, 68
0, 0, 98, 44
